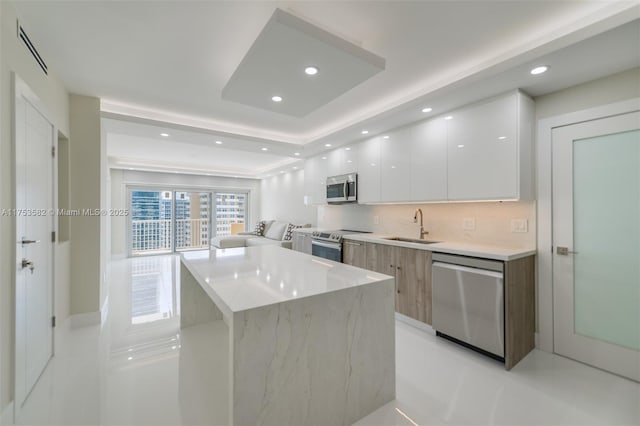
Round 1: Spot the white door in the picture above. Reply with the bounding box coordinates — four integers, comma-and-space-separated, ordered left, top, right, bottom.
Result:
14, 78, 54, 410
552, 111, 640, 381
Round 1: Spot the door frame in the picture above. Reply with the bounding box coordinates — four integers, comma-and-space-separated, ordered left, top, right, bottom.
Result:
12, 73, 58, 419
536, 97, 640, 353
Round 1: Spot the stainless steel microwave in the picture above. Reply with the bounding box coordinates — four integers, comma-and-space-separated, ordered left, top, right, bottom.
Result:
326, 173, 357, 204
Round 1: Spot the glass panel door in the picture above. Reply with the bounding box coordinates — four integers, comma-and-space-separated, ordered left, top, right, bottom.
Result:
175, 191, 210, 252
552, 111, 640, 381
130, 190, 173, 255
215, 192, 247, 237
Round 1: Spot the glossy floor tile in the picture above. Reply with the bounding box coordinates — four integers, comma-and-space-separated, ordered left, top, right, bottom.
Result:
16, 255, 640, 426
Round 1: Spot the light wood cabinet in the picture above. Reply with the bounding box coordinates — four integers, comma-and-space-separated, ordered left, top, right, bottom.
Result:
364, 241, 432, 324
291, 231, 312, 254
395, 246, 432, 324
342, 239, 366, 268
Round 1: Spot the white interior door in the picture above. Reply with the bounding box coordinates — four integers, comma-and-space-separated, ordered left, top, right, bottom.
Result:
14, 78, 54, 411
552, 111, 640, 381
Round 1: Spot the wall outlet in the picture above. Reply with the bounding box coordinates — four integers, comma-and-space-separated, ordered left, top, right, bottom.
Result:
373, 215, 380, 225
463, 217, 476, 231
511, 219, 528, 233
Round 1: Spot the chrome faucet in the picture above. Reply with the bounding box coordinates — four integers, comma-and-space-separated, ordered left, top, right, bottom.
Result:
413, 208, 429, 239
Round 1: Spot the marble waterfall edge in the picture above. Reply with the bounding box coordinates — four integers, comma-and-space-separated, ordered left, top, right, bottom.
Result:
231, 280, 395, 426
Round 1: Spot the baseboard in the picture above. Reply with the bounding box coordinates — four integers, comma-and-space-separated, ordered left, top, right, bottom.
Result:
69, 310, 101, 328
1, 400, 14, 426
395, 312, 436, 335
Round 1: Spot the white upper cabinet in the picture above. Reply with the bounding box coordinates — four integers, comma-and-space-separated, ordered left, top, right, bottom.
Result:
303, 156, 328, 205
303, 90, 533, 205
356, 137, 381, 203
446, 91, 533, 201
410, 118, 447, 201
326, 145, 358, 176
380, 127, 412, 202
343, 145, 358, 174
326, 148, 344, 177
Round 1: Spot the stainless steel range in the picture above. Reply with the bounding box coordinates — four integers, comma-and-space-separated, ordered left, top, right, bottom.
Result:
311, 229, 370, 262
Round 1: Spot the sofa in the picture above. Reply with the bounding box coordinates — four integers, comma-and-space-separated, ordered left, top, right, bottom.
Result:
210, 220, 311, 249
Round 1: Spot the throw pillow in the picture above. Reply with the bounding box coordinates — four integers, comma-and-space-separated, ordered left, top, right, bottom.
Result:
283, 223, 303, 241
253, 220, 266, 236
264, 221, 288, 241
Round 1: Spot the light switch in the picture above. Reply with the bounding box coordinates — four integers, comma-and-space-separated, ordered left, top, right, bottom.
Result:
463, 217, 476, 231
511, 219, 528, 233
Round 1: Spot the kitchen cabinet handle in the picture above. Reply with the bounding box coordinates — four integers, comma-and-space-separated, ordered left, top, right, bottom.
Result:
344, 241, 362, 246
396, 266, 401, 270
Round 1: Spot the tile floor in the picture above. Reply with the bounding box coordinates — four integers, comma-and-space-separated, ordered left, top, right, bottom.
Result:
15, 255, 640, 425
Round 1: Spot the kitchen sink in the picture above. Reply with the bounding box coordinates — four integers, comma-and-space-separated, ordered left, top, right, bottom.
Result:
383, 237, 440, 244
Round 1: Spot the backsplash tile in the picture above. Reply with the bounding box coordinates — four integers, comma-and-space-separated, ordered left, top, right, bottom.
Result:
318, 201, 536, 248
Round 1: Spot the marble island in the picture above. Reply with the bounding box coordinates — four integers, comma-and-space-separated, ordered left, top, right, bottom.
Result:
180, 245, 396, 426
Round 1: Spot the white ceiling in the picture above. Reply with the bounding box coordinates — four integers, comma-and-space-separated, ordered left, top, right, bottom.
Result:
222, 9, 385, 117
13, 1, 640, 177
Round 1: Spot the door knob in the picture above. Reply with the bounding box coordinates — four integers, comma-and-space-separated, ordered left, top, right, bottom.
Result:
21, 238, 40, 245
21, 258, 34, 274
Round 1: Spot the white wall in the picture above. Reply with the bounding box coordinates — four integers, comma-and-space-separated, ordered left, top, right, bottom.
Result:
110, 169, 262, 257
318, 201, 536, 248
260, 169, 316, 226
0, 0, 71, 413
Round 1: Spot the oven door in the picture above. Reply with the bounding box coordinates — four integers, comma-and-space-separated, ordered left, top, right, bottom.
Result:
311, 239, 342, 262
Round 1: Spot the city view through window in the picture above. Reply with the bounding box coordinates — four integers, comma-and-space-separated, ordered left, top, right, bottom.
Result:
130, 189, 247, 255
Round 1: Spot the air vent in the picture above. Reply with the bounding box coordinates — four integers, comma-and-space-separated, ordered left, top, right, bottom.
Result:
17, 21, 48, 76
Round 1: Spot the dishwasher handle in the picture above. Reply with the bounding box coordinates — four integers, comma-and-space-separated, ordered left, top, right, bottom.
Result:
432, 262, 504, 280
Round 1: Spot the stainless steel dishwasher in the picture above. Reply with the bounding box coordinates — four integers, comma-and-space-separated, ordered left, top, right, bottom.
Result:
432, 253, 505, 361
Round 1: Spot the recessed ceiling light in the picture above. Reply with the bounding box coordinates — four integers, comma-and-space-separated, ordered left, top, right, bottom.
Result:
444, 116, 453, 120
325, 143, 332, 147
160, 133, 169, 137
383, 135, 389, 139
294, 152, 300, 156
370, 163, 376, 166
293, 166, 298, 170
261, 147, 268, 151
271, 95, 283, 102
347, 160, 353, 163
457, 144, 465, 148
361, 130, 369, 135
345, 147, 351, 151
421, 107, 433, 113
498, 136, 507, 140
215, 140, 223, 145
321, 157, 327, 160
305, 66, 319, 75
530, 65, 548, 75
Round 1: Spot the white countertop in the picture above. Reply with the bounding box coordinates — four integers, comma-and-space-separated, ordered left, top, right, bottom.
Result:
181, 245, 393, 314
343, 234, 535, 261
